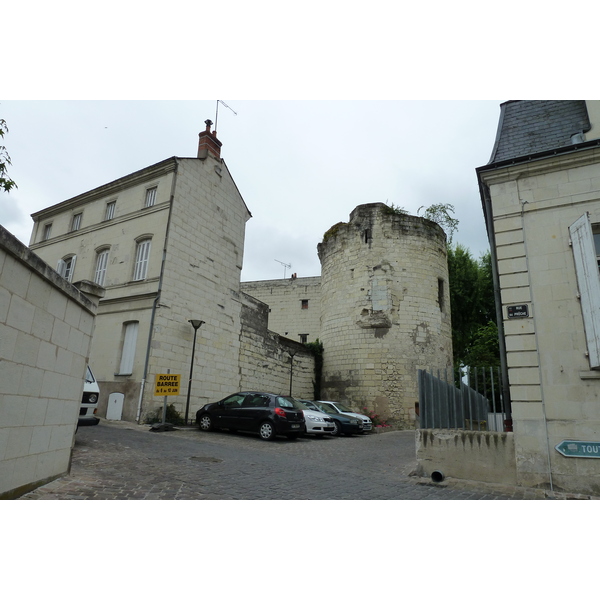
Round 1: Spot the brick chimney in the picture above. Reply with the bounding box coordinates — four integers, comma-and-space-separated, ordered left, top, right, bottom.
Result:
197, 119, 222, 159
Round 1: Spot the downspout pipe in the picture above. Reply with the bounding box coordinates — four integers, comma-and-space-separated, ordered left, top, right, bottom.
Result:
478, 177, 512, 426
135, 159, 179, 422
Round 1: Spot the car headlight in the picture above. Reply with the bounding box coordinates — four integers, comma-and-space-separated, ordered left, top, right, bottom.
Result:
306, 415, 323, 422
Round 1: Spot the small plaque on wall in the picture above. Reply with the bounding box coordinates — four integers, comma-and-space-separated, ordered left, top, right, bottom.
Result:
507, 304, 529, 318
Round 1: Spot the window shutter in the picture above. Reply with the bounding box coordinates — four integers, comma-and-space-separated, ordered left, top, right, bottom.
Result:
95, 250, 109, 286
570, 213, 600, 369
56, 259, 66, 277
67, 255, 76, 282
119, 322, 139, 374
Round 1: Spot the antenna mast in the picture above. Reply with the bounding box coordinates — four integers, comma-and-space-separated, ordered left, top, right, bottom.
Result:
275, 259, 291, 279
215, 100, 237, 132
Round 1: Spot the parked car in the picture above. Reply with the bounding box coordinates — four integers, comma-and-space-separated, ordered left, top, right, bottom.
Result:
79, 366, 100, 427
196, 392, 305, 441
315, 400, 373, 433
294, 400, 335, 436
303, 400, 364, 436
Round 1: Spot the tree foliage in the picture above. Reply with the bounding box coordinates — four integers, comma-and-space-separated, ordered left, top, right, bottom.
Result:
447, 244, 499, 368
418, 203, 459, 245
1, 119, 17, 193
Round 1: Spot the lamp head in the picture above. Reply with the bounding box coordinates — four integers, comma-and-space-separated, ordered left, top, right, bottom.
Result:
189, 319, 205, 330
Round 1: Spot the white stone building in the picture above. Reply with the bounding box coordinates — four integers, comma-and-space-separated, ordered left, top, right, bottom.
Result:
477, 100, 600, 495
28, 121, 315, 424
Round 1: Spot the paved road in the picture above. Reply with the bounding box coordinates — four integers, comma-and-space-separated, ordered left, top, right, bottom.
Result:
21, 420, 550, 500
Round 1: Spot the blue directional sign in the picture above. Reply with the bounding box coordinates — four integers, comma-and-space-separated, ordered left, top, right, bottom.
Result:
555, 440, 600, 458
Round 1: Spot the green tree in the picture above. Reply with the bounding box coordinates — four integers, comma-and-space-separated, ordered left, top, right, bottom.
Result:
0, 119, 17, 193
447, 245, 499, 368
418, 203, 459, 245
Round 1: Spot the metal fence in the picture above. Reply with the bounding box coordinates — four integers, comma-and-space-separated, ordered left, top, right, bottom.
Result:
417, 367, 509, 432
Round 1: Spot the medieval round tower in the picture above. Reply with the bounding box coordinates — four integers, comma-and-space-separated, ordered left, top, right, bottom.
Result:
317, 203, 453, 425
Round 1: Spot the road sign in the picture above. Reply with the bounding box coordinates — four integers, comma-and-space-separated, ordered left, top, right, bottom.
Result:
555, 440, 600, 458
507, 304, 529, 318
154, 373, 181, 396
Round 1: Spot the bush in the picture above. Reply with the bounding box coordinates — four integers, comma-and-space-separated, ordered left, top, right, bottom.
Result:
145, 403, 185, 425
361, 407, 390, 428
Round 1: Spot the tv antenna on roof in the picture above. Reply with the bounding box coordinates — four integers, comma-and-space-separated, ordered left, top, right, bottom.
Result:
215, 100, 237, 132
275, 259, 291, 278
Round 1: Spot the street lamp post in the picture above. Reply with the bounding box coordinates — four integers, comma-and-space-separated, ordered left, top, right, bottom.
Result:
185, 319, 204, 425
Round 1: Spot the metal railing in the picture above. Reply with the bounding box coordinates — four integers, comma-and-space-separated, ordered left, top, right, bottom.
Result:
417, 367, 510, 432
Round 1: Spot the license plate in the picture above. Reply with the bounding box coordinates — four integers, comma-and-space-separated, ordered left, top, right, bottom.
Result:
291, 424, 300, 429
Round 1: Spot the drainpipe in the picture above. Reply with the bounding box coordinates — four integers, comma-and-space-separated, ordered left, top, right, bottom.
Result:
135, 160, 178, 422
480, 181, 512, 426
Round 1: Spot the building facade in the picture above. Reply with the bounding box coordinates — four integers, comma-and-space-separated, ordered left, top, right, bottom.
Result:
28, 122, 314, 423
240, 276, 321, 344
478, 100, 600, 494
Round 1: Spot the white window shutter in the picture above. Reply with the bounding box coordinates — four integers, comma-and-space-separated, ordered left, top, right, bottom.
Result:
119, 322, 139, 374
57, 259, 66, 277
68, 255, 76, 282
570, 213, 600, 369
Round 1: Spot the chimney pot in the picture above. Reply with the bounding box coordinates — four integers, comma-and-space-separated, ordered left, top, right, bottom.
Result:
198, 119, 222, 159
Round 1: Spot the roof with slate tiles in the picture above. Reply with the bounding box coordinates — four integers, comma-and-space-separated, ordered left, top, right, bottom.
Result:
487, 100, 591, 165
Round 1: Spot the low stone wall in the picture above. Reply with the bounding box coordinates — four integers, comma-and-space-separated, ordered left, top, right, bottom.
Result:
416, 429, 517, 485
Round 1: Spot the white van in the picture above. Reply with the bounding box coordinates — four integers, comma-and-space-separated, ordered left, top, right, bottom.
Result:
79, 366, 100, 427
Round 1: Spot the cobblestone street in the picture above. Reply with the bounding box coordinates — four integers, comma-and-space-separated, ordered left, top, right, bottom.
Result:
17, 420, 567, 500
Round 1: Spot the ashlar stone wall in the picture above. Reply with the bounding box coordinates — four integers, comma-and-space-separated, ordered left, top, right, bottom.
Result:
0, 225, 99, 499
318, 203, 453, 424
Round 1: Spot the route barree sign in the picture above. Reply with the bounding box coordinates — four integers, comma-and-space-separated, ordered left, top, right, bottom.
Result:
154, 373, 181, 396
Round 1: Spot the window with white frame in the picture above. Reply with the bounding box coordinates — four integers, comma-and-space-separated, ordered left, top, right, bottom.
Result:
105, 201, 116, 221
71, 213, 82, 231
144, 187, 157, 208
569, 213, 600, 369
57, 255, 77, 282
94, 248, 109, 286
42, 223, 52, 241
133, 238, 151, 280
118, 321, 139, 375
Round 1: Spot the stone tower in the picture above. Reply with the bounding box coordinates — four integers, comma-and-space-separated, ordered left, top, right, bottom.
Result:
317, 203, 453, 425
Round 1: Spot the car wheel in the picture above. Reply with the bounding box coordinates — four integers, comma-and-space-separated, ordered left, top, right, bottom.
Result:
259, 421, 276, 441
331, 420, 343, 436
198, 414, 213, 431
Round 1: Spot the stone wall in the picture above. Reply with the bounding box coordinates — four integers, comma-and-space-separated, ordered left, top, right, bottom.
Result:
0, 225, 99, 499
239, 293, 315, 399
416, 429, 517, 485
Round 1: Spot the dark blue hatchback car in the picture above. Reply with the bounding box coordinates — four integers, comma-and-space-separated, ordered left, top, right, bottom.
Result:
196, 392, 305, 441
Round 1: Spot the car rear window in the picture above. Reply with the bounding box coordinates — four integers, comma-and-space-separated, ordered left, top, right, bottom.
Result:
276, 396, 303, 410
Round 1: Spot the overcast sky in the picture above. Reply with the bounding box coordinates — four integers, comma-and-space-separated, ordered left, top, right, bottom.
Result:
1, 100, 502, 281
